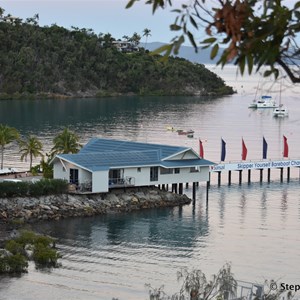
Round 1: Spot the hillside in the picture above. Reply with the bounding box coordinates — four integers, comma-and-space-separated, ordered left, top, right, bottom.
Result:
0, 21, 234, 99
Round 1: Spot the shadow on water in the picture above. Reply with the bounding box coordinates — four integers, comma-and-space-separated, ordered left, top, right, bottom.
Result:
34, 205, 210, 250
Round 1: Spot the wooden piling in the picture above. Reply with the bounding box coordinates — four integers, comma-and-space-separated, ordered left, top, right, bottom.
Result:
218, 171, 221, 186
248, 169, 251, 184
228, 171, 231, 186
206, 181, 209, 205
260, 169, 263, 183
239, 170, 242, 185
179, 183, 183, 194
192, 182, 196, 204
287, 167, 290, 182
267, 168, 271, 182
280, 168, 284, 182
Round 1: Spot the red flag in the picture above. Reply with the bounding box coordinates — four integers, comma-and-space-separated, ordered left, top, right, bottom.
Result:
199, 139, 204, 158
283, 135, 289, 158
242, 138, 247, 160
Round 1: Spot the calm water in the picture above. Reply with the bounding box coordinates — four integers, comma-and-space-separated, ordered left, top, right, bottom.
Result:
1, 67, 300, 299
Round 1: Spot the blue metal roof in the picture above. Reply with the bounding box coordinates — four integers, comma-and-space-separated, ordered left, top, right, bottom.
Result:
56, 138, 215, 171
80, 137, 187, 160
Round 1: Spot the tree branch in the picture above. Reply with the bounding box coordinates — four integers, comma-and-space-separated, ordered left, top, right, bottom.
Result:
276, 58, 300, 83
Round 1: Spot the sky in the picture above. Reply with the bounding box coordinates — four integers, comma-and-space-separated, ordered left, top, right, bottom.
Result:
1, 0, 298, 45
1, 0, 190, 44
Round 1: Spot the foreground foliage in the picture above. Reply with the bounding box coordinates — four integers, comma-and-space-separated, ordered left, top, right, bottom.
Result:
0, 230, 60, 274
0, 179, 68, 197
145, 264, 295, 300
127, 0, 300, 83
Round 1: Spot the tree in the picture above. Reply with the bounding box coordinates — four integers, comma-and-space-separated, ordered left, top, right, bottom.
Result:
130, 32, 141, 47
18, 135, 44, 170
143, 28, 151, 47
146, 263, 237, 300
126, 0, 300, 83
51, 128, 81, 155
0, 124, 19, 169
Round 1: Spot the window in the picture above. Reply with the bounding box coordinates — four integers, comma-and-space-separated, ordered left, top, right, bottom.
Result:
190, 167, 199, 173
137, 167, 141, 172
160, 167, 173, 175
174, 168, 180, 174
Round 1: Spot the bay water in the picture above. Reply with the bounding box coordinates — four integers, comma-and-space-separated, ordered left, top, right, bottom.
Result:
0, 66, 300, 299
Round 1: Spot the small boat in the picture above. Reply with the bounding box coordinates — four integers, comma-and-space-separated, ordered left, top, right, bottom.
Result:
166, 126, 176, 131
256, 95, 278, 108
177, 129, 194, 135
273, 80, 288, 117
273, 104, 289, 117
248, 100, 257, 108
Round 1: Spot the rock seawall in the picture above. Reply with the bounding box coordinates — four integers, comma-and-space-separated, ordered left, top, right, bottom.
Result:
0, 187, 191, 223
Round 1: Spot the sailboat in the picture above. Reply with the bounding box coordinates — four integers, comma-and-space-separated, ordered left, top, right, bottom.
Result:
248, 82, 278, 109
273, 80, 288, 117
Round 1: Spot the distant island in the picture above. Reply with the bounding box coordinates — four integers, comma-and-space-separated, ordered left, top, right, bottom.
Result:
0, 17, 234, 99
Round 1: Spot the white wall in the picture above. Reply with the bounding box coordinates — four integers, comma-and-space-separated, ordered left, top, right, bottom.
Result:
53, 160, 92, 184
123, 166, 210, 187
53, 161, 69, 181
92, 171, 109, 193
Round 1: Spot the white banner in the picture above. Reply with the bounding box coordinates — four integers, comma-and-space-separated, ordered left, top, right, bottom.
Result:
210, 160, 300, 172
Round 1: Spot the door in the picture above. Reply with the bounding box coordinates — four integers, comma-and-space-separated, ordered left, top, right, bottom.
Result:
70, 168, 79, 184
150, 167, 158, 182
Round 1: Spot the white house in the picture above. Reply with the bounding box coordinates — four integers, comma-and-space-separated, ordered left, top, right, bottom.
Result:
52, 138, 215, 193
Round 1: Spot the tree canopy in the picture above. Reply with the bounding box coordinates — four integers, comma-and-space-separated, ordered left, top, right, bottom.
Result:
0, 124, 19, 169
51, 128, 81, 155
19, 135, 44, 170
126, 0, 300, 83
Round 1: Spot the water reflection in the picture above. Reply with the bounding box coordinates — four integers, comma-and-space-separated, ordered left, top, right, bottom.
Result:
36, 206, 209, 250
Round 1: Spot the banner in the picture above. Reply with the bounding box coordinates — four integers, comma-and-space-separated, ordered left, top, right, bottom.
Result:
283, 135, 289, 158
263, 137, 268, 159
242, 138, 247, 160
199, 139, 204, 158
221, 138, 226, 162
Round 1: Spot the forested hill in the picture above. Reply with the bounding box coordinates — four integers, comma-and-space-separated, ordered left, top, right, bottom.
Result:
0, 21, 234, 99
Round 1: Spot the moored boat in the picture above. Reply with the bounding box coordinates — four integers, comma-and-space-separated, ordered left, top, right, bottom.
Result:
273, 105, 289, 117
256, 95, 278, 108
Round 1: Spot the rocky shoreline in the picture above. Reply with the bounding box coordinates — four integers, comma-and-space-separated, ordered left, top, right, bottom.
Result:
0, 187, 191, 224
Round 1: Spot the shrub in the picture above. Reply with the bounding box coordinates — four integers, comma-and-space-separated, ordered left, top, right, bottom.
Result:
0, 253, 28, 274
0, 230, 61, 274
0, 179, 68, 198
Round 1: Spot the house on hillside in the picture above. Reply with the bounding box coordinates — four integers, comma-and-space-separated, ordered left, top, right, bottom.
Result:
52, 138, 215, 193
112, 40, 139, 53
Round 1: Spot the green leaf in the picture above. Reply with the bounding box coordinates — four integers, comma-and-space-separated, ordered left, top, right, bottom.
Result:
294, 11, 300, 20
201, 44, 211, 49
171, 9, 182, 13
189, 15, 198, 29
150, 44, 173, 56
125, 0, 136, 9
263, 70, 273, 77
239, 55, 246, 75
246, 54, 253, 74
294, 1, 300, 9
173, 35, 185, 55
187, 31, 197, 51
170, 24, 182, 31
210, 43, 219, 59
201, 37, 217, 44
